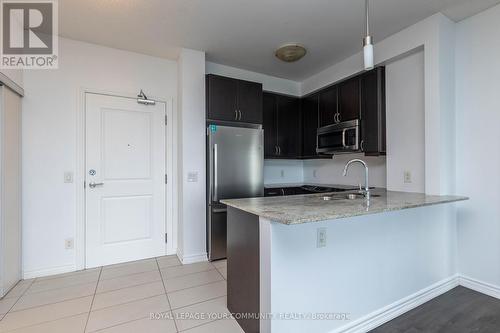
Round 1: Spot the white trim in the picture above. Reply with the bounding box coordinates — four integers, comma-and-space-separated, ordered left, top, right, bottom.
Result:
23, 264, 76, 280
178, 252, 208, 265
0, 73, 24, 97
459, 275, 500, 300
75, 88, 178, 270
332, 275, 459, 333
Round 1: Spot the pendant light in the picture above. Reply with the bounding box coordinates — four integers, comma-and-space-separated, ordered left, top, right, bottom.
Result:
363, 0, 374, 70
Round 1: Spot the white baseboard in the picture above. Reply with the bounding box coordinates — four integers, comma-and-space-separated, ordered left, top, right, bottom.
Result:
23, 264, 76, 279
333, 275, 460, 333
178, 251, 208, 265
459, 275, 500, 300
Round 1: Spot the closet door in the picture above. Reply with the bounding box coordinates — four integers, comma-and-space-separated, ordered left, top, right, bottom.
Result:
0, 86, 22, 297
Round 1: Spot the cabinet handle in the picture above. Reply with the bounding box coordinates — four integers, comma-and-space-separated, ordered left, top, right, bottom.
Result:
275, 146, 278, 155
337, 113, 341, 123
360, 140, 364, 151
235, 110, 238, 120
278, 146, 281, 155
238, 110, 242, 120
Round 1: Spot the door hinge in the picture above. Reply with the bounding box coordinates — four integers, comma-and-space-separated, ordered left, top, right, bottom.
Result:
165, 233, 168, 243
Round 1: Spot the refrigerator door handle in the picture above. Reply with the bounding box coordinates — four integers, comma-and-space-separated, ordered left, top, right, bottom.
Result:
213, 143, 218, 202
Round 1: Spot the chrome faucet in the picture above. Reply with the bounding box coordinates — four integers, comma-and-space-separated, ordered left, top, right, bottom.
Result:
343, 159, 370, 201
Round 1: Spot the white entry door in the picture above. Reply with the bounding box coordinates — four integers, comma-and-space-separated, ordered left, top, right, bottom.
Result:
85, 93, 165, 268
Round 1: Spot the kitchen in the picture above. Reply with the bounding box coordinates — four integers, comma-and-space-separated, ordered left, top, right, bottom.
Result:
0, 1, 498, 333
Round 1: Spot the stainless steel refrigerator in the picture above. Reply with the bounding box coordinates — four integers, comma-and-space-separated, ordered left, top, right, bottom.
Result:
207, 125, 264, 261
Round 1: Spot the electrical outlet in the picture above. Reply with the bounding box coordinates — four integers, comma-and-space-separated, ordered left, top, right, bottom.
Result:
404, 171, 412, 184
65, 238, 74, 250
187, 172, 198, 182
317, 228, 327, 248
280, 170, 285, 178
64, 172, 73, 183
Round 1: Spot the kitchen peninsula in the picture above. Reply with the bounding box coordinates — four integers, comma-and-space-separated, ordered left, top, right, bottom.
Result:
221, 190, 467, 333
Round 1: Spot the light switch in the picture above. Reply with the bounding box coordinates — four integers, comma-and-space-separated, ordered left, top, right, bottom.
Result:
404, 171, 412, 184
187, 172, 198, 183
64, 172, 74, 183
317, 228, 327, 248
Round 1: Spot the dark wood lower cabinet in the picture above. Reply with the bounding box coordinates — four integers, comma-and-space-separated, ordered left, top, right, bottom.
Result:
227, 207, 260, 333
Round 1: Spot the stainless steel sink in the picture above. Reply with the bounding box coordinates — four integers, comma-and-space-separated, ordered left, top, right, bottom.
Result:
320, 193, 380, 201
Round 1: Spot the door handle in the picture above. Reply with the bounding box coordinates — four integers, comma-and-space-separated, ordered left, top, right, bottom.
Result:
213, 144, 218, 202
89, 182, 104, 189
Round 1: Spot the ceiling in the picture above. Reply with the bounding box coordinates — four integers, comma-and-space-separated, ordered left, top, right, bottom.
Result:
59, 0, 500, 81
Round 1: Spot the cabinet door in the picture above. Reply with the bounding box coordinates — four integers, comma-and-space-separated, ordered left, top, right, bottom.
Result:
319, 85, 338, 127
361, 67, 386, 155
338, 77, 360, 122
302, 94, 319, 157
277, 95, 301, 158
263, 93, 278, 158
237, 80, 263, 124
206, 75, 238, 122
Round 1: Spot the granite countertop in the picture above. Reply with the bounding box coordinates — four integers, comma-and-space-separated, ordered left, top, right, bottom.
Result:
221, 189, 468, 225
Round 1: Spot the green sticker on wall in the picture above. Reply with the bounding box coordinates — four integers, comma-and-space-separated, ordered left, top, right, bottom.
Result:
210, 125, 217, 132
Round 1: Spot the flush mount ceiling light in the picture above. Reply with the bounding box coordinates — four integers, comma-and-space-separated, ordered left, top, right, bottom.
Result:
363, 0, 374, 70
275, 44, 307, 63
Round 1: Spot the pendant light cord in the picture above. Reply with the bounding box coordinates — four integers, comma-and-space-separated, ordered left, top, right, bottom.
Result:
365, 0, 370, 37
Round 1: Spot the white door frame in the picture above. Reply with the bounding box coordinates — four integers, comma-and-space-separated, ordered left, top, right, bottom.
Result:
75, 88, 177, 270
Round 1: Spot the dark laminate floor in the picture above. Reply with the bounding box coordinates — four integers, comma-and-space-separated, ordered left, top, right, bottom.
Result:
370, 287, 500, 333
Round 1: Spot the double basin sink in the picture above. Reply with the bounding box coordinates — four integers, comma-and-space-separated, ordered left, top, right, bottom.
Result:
320, 192, 381, 201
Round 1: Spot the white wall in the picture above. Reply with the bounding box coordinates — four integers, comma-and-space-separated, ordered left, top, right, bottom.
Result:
177, 49, 207, 264
386, 50, 425, 193
22, 37, 177, 277
303, 155, 387, 188
456, 4, 500, 289
264, 160, 304, 185
206, 62, 300, 96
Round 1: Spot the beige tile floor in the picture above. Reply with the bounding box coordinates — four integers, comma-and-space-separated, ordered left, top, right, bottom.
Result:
0, 257, 242, 333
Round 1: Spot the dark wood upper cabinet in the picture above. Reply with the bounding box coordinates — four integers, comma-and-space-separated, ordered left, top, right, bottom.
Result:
263, 93, 278, 158
302, 93, 320, 158
319, 86, 338, 127
263, 92, 301, 159
360, 67, 386, 155
263, 68, 385, 159
237, 80, 263, 124
206, 75, 238, 122
206, 74, 262, 124
277, 95, 301, 158
338, 76, 361, 122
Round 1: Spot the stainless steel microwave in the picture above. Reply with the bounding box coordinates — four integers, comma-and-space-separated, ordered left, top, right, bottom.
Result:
316, 119, 360, 154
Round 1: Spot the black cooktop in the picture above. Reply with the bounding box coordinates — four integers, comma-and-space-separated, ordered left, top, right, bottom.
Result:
299, 185, 357, 193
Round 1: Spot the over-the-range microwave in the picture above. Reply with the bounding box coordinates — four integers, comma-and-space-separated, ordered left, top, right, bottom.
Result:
316, 119, 360, 154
